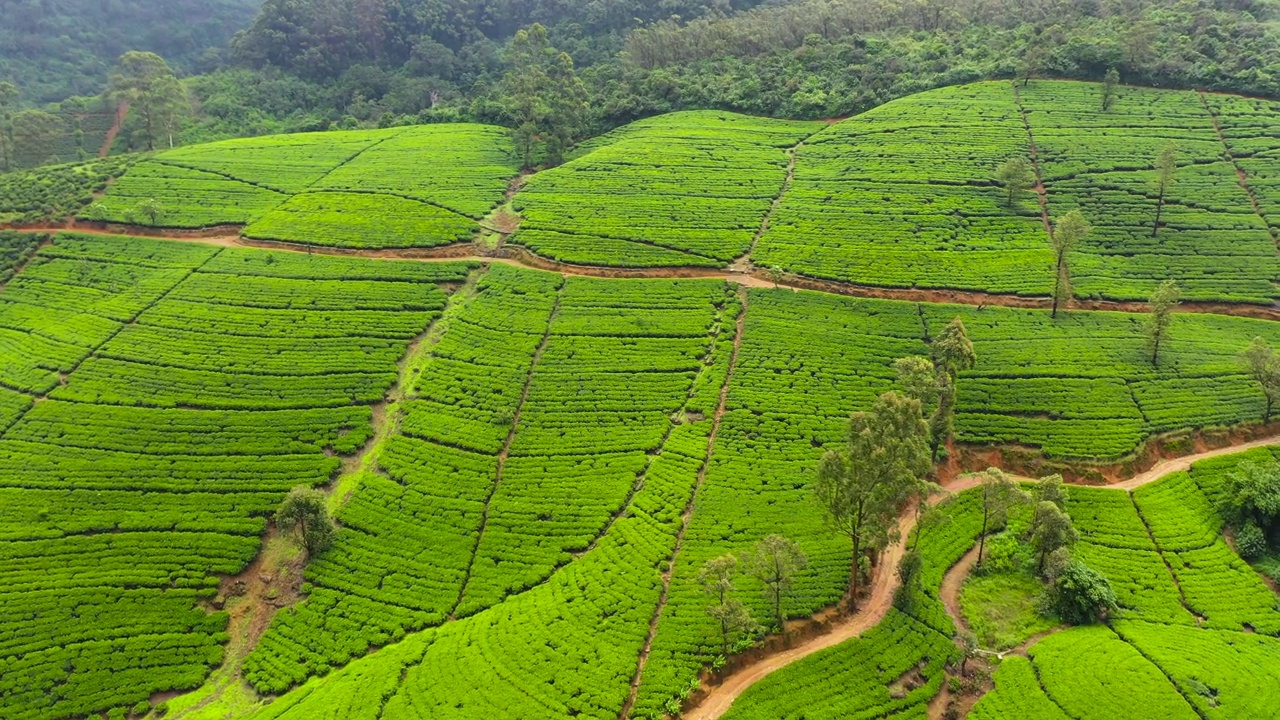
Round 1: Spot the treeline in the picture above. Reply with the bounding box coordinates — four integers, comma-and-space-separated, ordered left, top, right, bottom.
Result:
0, 0, 259, 103
7, 0, 1280, 168
183, 0, 1280, 148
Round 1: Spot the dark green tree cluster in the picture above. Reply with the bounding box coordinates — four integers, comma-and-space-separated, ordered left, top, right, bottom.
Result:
1220, 460, 1280, 560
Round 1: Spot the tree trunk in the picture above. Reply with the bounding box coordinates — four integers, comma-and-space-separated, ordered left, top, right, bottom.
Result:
1266, 396, 1273, 424
1152, 332, 1161, 366
1052, 255, 1063, 319
1152, 189, 1164, 237
978, 506, 989, 566
849, 534, 861, 603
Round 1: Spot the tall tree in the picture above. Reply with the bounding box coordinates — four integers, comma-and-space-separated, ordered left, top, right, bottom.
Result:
743, 535, 808, 632
814, 391, 932, 601
0, 82, 17, 172
108, 51, 188, 152
1033, 473, 1069, 511
500, 24, 589, 167
276, 486, 337, 556
994, 156, 1036, 207
976, 468, 1029, 567
1050, 210, 1089, 318
893, 355, 940, 410
699, 554, 754, 656
1243, 337, 1280, 423
1101, 67, 1120, 110
1152, 144, 1177, 237
1144, 280, 1180, 367
1018, 46, 1045, 87
1030, 501, 1078, 574
929, 318, 977, 461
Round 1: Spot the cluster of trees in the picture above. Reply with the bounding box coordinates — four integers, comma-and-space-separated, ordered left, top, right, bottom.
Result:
0, 0, 256, 103
971, 470, 1118, 625
699, 534, 809, 655
9, 0, 1280, 167
1220, 460, 1280, 560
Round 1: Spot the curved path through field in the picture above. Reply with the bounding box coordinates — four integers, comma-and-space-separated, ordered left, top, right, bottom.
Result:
685, 433, 1280, 720
12, 224, 1280, 321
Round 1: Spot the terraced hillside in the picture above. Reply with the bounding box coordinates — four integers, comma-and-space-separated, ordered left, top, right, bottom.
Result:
1, 78, 1279, 720
0, 226, 1277, 720
89, 124, 520, 247
720, 448, 1280, 720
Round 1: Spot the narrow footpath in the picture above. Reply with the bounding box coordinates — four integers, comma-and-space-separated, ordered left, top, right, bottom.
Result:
12, 224, 1280, 321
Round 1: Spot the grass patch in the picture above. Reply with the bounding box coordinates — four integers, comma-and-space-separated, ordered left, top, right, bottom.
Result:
961, 570, 1058, 650
1252, 552, 1280, 585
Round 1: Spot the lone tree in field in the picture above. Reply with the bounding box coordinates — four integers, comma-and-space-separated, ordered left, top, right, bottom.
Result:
1050, 210, 1089, 318
994, 156, 1036, 207
133, 198, 163, 226
1243, 338, 1280, 423
276, 486, 336, 556
767, 265, 784, 288
1101, 67, 1120, 111
1152, 144, 1178, 237
1018, 47, 1044, 87
929, 318, 977, 462
814, 391, 931, 602
699, 554, 755, 656
976, 468, 1029, 567
1144, 280, 1181, 367
743, 535, 808, 632
1031, 501, 1078, 574
108, 51, 187, 152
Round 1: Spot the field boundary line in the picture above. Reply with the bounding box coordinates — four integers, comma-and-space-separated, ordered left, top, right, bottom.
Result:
0, 246, 224, 442
620, 286, 749, 719
450, 280, 563, 619
575, 296, 729, 562
1010, 82, 1055, 238
734, 125, 827, 271
1197, 90, 1277, 246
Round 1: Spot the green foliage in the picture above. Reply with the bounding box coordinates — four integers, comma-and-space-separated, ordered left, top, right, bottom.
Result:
0, 157, 134, 224
961, 570, 1058, 650
814, 390, 931, 597
1029, 625, 1200, 720
1242, 337, 1280, 422
970, 655, 1070, 720
275, 486, 336, 556
743, 534, 808, 631
720, 610, 958, 720
994, 155, 1036, 207
108, 52, 189, 152
1051, 560, 1119, 624
510, 111, 820, 266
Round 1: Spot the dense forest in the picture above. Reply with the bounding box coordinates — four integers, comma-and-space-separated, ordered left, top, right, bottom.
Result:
4, 0, 1280, 163
0, 0, 262, 103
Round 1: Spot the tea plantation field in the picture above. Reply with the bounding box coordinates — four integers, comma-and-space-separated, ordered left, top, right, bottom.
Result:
88, 124, 520, 248
1, 77, 1279, 720
723, 449, 1280, 720
2, 229, 1276, 719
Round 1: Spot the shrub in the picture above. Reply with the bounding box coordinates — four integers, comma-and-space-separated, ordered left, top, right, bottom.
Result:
1052, 560, 1119, 624
1237, 522, 1268, 559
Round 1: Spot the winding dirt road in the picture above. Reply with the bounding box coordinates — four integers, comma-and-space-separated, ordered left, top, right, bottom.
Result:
686, 434, 1280, 720
683, 473, 986, 720
12, 224, 1280, 321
